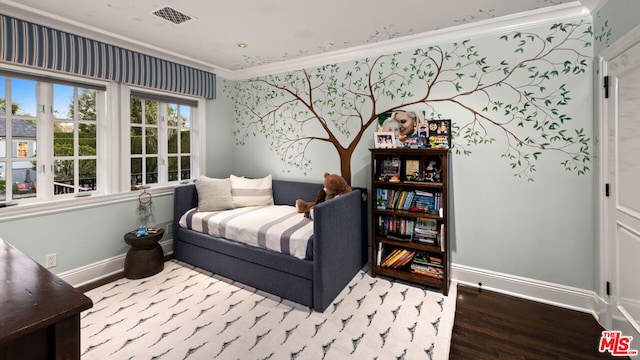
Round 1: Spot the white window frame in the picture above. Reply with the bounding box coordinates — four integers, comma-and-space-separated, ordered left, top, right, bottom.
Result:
0, 64, 206, 221
122, 85, 203, 192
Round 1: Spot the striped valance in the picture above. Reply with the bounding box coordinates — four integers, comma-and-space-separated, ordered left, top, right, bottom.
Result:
0, 14, 215, 99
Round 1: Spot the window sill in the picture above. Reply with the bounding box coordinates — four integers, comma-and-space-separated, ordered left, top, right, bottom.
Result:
0, 186, 177, 222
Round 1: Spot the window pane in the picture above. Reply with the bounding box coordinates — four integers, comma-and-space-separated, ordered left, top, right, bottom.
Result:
131, 158, 142, 187
168, 156, 178, 181
79, 123, 97, 156
180, 105, 190, 127
78, 88, 96, 121
53, 159, 73, 195
0, 76, 5, 113
146, 157, 158, 184
145, 101, 157, 125
130, 97, 142, 124
168, 103, 178, 126
0, 161, 5, 201
53, 84, 74, 119
180, 129, 190, 153
12, 119, 37, 157
0, 119, 6, 157
79, 159, 96, 191
54, 121, 74, 156
181, 155, 190, 180
13, 162, 36, 199
168, 128, 178, 154
130, 127, 142, 154
11, 78, 36, 116
146, 128, 158, 155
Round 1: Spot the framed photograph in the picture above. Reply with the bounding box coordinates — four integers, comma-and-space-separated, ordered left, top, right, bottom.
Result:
427, 119, 452, 148
381, 156, 401, 182
404, 159, 420, 180
404, 136, 426, 149
377, 110, 427, 146
374, 132, 397, 148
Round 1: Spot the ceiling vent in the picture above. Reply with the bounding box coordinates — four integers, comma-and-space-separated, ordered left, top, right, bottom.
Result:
151, 6, 195, 25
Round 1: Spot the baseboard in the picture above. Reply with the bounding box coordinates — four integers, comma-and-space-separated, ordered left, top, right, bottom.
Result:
451, 263, 606, 321
58, 238, 174, 288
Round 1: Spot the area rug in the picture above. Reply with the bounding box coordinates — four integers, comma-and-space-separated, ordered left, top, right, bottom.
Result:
81, 260, 456, 360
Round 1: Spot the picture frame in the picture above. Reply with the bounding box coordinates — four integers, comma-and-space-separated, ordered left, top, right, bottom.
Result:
374, 132, 397, 148
404, 136, 426, 149
426, 119, 452, 148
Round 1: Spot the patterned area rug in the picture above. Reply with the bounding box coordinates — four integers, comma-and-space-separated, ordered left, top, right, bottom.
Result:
81, 260, 456, 360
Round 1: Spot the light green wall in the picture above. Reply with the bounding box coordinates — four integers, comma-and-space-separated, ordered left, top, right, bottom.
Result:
595, 0, 640, 51
225, 16, 597, 290
0, 195, 173, 274
204, 89, 235, 177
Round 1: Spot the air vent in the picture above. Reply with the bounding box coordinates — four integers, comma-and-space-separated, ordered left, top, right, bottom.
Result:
152, 6, 194, 25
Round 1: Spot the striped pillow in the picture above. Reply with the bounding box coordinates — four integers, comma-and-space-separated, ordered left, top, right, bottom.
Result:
230, 174, 274, 207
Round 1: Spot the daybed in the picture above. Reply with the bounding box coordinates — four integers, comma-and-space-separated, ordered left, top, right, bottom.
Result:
173, 179, 367, 312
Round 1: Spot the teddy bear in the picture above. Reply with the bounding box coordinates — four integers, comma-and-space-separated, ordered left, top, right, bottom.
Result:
296, 173, 352, 218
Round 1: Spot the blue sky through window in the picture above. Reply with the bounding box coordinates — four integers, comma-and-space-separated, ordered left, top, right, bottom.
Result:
1, 76, 74, 117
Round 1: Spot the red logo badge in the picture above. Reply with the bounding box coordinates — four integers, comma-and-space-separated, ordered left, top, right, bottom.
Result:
599, 331, 638, 356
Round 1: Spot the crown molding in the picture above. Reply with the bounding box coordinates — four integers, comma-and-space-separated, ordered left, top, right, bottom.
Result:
231, 2, 590, 81
0, 0, 589, 83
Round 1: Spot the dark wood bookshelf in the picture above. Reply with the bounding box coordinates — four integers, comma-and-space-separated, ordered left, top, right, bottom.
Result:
370, 147, 451, 295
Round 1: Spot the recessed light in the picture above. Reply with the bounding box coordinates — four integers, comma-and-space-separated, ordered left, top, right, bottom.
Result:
237, 43, 248, 48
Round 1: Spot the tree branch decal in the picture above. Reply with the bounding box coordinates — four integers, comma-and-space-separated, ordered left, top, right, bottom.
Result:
233, 21, 593, 182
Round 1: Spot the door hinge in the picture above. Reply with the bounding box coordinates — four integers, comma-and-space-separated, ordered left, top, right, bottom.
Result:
605, 183, 610, 197
606, 281, 611, 296
604, 75, 610, 98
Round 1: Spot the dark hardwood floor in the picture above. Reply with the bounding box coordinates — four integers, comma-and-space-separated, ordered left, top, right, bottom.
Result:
449, 284, 627, 360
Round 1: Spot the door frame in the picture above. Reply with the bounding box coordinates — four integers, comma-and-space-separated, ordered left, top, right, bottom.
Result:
598, 24, 640, 330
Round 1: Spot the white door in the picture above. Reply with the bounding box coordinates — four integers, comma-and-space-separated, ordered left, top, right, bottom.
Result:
605, 39, 640, 344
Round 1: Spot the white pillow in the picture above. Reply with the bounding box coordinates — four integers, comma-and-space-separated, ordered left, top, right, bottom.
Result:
230, 174, 274, 207
195, 176, 234, 211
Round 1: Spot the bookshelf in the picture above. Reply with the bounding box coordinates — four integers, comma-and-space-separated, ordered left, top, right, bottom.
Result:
370, 148, 451, 295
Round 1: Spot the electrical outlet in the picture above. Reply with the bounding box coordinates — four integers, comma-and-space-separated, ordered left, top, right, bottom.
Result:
45, 253, 57, 268
166, 222, 173, 235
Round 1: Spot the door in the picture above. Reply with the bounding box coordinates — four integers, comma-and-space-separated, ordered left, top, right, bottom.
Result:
605, 40, 640, 343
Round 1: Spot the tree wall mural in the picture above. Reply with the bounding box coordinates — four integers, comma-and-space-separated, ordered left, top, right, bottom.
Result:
233, 21, 593, 183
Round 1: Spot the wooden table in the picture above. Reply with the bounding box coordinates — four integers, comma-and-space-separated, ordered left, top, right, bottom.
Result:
0, 238, 93, 359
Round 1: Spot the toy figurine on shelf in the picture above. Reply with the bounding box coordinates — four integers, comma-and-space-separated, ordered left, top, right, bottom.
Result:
428, 136, 437, 148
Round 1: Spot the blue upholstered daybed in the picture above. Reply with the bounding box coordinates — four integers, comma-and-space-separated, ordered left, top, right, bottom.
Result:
173, 179, 367, 312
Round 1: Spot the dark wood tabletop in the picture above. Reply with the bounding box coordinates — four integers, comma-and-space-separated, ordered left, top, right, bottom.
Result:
0, 238, 93, 358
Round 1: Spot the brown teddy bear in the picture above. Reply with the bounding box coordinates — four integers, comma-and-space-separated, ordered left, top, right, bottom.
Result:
296, 173, 352, 218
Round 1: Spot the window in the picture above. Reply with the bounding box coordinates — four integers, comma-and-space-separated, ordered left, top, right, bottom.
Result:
1, 66, 202, 210
17, 142, 28, 157
1, 72, 104, 202
129, 93, 194, 190
1, 76, 38, 201
52, 85, 98, 195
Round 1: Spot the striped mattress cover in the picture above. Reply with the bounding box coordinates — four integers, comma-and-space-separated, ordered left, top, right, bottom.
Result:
178, 205, 313, 260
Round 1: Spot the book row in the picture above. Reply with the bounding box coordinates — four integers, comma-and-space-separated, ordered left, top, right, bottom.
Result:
375, 188, 443, 215
377, 247, 444, 280
376, 215, 444, 246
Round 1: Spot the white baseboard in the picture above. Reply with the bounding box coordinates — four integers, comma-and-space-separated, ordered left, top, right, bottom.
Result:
59, 238, 174, 288
451, 263, 607, 322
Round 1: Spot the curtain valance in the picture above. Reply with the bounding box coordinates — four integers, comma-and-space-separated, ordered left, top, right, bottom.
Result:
0, 14, 215, 99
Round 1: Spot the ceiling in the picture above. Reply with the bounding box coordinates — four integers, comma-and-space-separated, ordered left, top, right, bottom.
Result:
1, 0, 597, 77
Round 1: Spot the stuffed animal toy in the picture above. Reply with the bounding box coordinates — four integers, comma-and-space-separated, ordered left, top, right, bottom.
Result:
296, 173, 352, 219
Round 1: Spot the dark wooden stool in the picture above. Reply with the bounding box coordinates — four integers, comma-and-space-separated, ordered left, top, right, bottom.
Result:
123, 228, 164, 279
